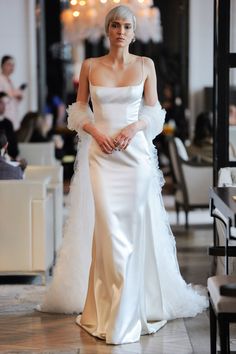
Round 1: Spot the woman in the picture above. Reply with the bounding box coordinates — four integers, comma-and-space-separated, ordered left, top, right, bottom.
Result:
39, 5, 208, 345
187, 111, 213, 164
0, 56, 24, 130
16, 111, 38, 143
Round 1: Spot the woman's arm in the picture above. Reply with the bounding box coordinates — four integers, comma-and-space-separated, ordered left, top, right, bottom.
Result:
0, 76, 23, 100
138, 58, 166, 140
143, 57, 158, 106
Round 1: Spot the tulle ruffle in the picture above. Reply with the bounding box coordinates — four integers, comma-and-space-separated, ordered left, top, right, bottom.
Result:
139, 100, 166, 141
67, 101, 94, 133
38, 102, 95, 314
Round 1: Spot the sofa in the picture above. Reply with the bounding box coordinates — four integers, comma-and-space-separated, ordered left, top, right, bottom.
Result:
0, 164, 64, 283
25, 165, 64, 256
0, 178, 54, 283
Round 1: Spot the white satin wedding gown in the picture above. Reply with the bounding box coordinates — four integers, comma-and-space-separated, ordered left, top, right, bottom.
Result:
39, 80, 208, 345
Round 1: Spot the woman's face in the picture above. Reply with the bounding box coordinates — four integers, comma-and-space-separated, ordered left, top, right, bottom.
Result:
108, 17, 134, 47
2, 59, 15, 75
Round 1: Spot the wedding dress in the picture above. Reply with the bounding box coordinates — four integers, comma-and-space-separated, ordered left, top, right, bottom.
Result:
39, 77, 208, 345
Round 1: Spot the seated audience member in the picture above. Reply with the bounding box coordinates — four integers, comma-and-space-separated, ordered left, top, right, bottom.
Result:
0, 91, 19, 159
16, 111, 39, 142
187, 111, 213, 164
0, 131, 23, 179
17, 111, 64, 160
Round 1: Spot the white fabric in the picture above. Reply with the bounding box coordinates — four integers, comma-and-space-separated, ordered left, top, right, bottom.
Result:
175, 137, 189, 161
67, 101, 94, 132
39, 82, 208, 345
39, 102, 95, 314
139, 99, 165, 142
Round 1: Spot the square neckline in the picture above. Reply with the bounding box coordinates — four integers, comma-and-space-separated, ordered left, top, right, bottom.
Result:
88, 56, 144, 89
89, 80, 144, 89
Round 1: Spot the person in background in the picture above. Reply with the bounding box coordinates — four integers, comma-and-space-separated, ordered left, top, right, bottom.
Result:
17, 111, 64, 160
16, 111, 38, 143
187, 111, 213, 164
162, 84, 175, 122
45, 93, 66, 129
0, 130, 23, 179
0, 91, 19, 159
0, 55, 26, 130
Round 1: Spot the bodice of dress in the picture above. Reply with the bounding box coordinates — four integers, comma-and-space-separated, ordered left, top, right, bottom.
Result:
90, 82, 144, 136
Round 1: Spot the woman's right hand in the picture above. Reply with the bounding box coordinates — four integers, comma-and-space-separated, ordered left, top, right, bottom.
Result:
93, 130, 116, 154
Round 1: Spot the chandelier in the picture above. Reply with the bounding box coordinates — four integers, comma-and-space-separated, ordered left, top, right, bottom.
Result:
60, 0, 163, 44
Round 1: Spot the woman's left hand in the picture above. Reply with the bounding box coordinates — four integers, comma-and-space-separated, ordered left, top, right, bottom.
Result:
113, 123, 138, 150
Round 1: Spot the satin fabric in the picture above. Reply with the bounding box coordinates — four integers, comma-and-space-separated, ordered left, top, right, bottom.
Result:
75, 82, 208, 344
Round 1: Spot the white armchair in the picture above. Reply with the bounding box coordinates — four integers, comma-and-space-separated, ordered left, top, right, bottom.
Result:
24, 165, 64, 259
0, 178, 54, 283
168, 137, 213, 228
19, 142, 58, 165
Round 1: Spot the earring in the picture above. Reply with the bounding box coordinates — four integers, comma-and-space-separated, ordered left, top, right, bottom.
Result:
131, 37, 136, 43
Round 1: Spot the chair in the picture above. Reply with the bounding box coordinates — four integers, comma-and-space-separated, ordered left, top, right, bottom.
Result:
207, 194, 236, 354
168, 136, 212, 228
213, 167, 236, 275
0, 178, 54, 283
19, 142, 58, 165
25, 165, 64, 260
208, 275, 236, 354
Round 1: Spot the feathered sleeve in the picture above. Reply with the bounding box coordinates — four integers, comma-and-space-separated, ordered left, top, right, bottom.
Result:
139, 100, 166, 141
67, 101, 94, 133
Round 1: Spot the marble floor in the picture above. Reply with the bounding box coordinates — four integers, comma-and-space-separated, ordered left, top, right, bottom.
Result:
0, 194, 215, 354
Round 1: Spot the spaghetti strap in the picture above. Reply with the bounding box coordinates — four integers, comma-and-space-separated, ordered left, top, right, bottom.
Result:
88, 58, 93, 83
141, 57, 144, 82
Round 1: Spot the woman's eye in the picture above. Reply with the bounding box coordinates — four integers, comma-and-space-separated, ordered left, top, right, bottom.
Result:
110, 23, 132, 30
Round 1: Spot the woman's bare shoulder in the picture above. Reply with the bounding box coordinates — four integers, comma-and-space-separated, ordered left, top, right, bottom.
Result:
131, 55, 155, 73
141, 57, 156, 79
81, 57, 101, 67
142, 56, 155, 68
84, 56, 107, 65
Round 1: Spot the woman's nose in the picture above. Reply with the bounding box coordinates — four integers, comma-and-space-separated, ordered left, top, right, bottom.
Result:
118, 25, 125, 34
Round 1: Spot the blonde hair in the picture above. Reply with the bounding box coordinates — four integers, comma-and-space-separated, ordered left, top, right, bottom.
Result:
105, 5, 136, 34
